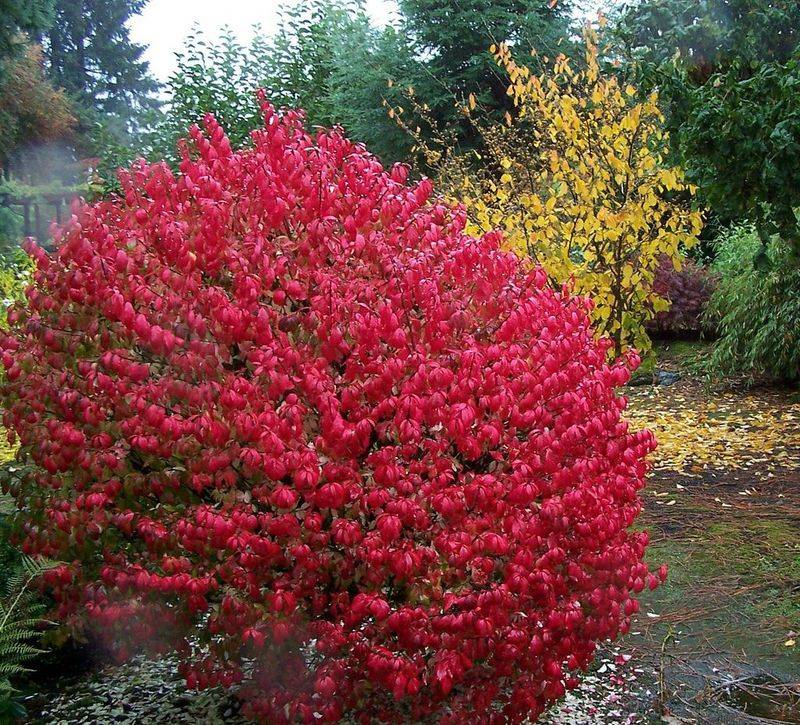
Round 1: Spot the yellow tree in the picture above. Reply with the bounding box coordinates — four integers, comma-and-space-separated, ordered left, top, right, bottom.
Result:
460, 29, 703, 356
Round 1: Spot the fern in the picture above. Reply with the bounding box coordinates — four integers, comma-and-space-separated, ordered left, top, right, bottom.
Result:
1, 395, 66, 719
0, 552, 57, 720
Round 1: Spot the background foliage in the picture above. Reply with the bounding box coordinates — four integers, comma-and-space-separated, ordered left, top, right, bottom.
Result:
616, 0, 800, 253
706, 225, 800, 381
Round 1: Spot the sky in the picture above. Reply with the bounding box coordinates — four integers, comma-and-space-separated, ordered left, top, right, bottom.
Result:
129, 0, 609, 85
129, 0, 400, 84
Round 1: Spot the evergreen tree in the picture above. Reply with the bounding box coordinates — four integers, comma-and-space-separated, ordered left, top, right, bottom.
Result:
398, 0, 575, 147
36, 0, 158, 129
0, 0, 54, 72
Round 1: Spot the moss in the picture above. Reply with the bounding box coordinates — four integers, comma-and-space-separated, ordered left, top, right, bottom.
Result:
641, 515, 800, 645
653, 339, 713, 373
703, 519, 800, 582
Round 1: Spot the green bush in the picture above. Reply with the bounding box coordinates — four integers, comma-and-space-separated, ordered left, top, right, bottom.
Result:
705, 224, 800, 381
0, 249, 32, 327
0, 207, 22, 261
0, 441, 56, 719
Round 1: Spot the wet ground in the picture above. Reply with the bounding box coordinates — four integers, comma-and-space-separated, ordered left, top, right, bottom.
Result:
543, 351, 800, 724
608, 343, 800, 724
19, 342, 800, 723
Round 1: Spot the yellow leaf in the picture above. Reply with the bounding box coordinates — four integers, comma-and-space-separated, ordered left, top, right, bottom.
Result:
451, 30, 703, 357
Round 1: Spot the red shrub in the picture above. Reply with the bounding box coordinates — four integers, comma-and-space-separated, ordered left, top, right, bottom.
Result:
648, 255, 717, 335
0, 103, 661, 723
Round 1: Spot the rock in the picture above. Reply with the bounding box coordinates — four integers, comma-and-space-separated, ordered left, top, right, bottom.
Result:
655, 371, 681, 386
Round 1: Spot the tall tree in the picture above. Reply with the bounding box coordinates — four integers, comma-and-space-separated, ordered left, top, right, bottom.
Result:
259, 0, 357, 129
0, 0, 54, 72
398, 0, 575, 147
36, 0, 158, 130
145, 28, 264, 161
260, 0, 416, 160
146, 1, 416, 164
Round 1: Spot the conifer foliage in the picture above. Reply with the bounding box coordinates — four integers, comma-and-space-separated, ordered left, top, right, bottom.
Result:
0, 104, 661, 722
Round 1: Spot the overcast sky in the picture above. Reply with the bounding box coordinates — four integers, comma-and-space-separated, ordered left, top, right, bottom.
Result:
129, 0, 400, 84
129, 1, 609, 85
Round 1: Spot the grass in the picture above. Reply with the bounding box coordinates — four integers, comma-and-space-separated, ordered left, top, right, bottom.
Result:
644, 518, 800, 629
652, 339, 713, 374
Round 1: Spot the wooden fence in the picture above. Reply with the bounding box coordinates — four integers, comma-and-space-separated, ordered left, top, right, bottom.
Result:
0, 191, 73, 245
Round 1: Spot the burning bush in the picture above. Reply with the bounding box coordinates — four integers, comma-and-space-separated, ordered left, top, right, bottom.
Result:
0, 103, 661, 723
